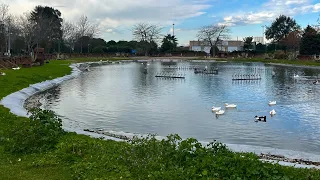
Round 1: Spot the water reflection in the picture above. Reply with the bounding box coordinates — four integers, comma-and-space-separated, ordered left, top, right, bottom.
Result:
41, 62, 320, 154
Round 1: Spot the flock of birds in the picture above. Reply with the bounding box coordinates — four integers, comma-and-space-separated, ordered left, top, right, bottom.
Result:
211, 101, 277, 122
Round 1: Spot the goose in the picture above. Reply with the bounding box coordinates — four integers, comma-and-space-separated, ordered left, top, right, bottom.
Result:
270, 109, 276, 116
212, 106, 222, 112
268, 101, 276, 106
12, 67, 20, 70
225, 103, 237, 108
216, 110, 225, 115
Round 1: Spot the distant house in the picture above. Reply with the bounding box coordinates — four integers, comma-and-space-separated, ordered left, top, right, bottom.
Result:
189, 40, 244, 53
254, 37, 264, 44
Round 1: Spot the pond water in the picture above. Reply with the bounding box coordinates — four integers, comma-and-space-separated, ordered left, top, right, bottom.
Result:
40, 61, 320, 155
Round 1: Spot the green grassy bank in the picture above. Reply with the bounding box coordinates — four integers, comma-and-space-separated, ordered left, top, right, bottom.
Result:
0, 59, 320, 180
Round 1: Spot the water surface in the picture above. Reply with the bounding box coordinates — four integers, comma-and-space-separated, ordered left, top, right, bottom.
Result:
40, 61, 320, 154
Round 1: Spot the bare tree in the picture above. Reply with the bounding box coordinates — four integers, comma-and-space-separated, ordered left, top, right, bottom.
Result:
132, 23, 162, 55
62, 21, 77, 52
75, 15, 98, 53
197, 25, 230, 56
0, 3, 10, 54
76, 15, 98, 38
0, 3, 9, 23
132, 23, 162, 42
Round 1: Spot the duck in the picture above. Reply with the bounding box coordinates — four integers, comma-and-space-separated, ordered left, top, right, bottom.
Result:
211, 106, 222, 112
270, 109, 276, 116
12, 67, 20, 70
254, 116, 266, 122
225, 103, 237, 108
313, 80, 319, 85
268, 101, 276, 106
293, 74, 299, 78
0, 72, 5, 76
216, 110, 225, 115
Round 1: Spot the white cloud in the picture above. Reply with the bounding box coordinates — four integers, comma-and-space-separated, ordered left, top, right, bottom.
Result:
3, 0, 211, 42
219, 0, 320, 26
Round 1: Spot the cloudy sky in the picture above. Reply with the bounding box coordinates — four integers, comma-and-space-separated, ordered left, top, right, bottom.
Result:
3, 0, 320, 46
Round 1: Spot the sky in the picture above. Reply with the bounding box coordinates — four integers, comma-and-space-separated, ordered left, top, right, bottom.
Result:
3, 0, 320, 46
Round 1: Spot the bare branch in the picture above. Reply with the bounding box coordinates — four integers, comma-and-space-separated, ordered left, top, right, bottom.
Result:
132, 23, 162, 43
197, 24, 230, 56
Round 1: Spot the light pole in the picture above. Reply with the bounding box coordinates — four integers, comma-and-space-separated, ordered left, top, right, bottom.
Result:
261, 25, 265, 45
172, 23, 175, 37
7, 25, 11, 57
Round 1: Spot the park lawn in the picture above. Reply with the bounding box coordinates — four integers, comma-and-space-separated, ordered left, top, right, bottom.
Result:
0, 58, 320, 179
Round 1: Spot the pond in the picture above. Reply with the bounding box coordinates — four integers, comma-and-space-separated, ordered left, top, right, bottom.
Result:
38, 61, 320, 155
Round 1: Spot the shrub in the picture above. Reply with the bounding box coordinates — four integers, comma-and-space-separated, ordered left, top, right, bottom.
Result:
4, 108, 64, 154
274, 50, 288, 59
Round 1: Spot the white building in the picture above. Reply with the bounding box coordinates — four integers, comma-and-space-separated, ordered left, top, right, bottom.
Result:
254, 37, 264, 44
189, 40, 244, 53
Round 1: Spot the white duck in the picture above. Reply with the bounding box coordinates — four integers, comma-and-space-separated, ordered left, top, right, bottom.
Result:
216, 110, 225, 115
12, 67, 20, 70
270, 109, 276, 116
0, 72, 5, 76
225, 103, 237, 108
211, 106, 222, 112
268, 101, 276, 106
293, 74, 299, 78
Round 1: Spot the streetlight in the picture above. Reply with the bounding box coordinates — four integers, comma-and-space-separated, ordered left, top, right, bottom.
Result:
172, 23, 175, 37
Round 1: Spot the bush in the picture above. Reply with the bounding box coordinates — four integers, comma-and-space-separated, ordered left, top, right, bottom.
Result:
274, 50, 288, 59
4, 109, 65, 154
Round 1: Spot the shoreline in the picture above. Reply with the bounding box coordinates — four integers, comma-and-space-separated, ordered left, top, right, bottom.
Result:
1, 60, 320, 169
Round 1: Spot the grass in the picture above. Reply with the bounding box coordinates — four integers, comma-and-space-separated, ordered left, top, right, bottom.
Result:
0, 58, 320, 179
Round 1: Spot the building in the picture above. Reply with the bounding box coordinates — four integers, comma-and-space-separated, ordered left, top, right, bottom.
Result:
189, 40, 244, 53
253, 37, 264, 44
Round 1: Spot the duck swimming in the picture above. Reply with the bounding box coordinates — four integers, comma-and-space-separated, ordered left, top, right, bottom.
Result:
216, 110, 225, 115
268, 101, 276, 106
225, 103, 237, 108
270, 109, 276, 116
254, 116, 266, 122
212, 106, 222, 112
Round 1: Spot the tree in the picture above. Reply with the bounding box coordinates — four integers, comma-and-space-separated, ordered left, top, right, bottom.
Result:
106, 40, 117, 47
300, 25, 320, 55
279, 30, 301, 53
62, 21, 77, 53
29, 6, 63, 52
256, 43, 266, 53
160, 34, 177, 53
265, 15, 300, 42
0, 3, 10, 54
197, 25, 230, 56
243, 37, 253, 51
132, 23, 162, 56
75, 15, 98, 53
